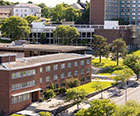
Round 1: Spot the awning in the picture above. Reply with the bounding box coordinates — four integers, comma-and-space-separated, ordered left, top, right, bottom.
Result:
12, 88, 42, 97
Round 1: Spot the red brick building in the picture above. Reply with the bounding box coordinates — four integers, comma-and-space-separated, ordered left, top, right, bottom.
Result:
0, 53, 92, 114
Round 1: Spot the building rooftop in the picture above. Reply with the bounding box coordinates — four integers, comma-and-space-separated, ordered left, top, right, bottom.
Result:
0, 43, 90, 53
0, 5, 13, 8
14, 3, 41, 9
0, 53, 91, 70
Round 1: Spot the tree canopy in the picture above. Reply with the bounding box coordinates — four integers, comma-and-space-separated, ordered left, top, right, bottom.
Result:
41, 7, 51, 18
111, 38, 127, 65
53, 25, 80, 45
92, 35, 109, 63
25, 15, 38, 24
1, 16, 30, 40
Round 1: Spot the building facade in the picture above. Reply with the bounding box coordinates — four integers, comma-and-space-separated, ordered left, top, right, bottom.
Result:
0, 53, 92, 114
13, 3, 41, 18
0, 5, 13, 19
90, 0, 140, 25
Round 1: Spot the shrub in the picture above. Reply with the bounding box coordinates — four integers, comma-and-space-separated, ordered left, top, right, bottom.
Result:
39, 112, 51, 116
58, 87, 67, 94
44, 89, 56, 100
66, 78, 80, 88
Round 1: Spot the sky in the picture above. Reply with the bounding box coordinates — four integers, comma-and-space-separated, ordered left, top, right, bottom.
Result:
8, 0, 90, 7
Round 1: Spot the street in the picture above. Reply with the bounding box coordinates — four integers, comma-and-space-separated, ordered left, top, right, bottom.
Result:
110, 82, 140, 105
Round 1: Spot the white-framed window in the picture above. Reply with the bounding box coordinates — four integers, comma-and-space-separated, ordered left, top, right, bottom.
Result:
61, 73, 65, 79
53, 64, 58, 70
40, 78, 42, 83
74, 70, 78, 76
61, 63, 65, 69
53, 74, 58, 80
46, 66, 50, 72
40, 67, 43, 73
68, 62, 72, 68
80, 69, 84, 74
74, 61, 78, 67
87, 59, 90, 64
68, 72, 72, 77
80, 60, 84, 65
46, 76, 50, 82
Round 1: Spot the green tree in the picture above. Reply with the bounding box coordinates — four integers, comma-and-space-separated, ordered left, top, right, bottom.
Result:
76, 1, 90, 24
134, 61, 140, 79
53, 25, 80, 45
123, 54, 140, 79
28, 1, 33, 4
10, 114, 24, 116
25, 15, 38, 24
75, 99, 117, 116
51, 3, 69, 22
111, 38, 127, 65
1, 16, 30, 40
40, 33, 46, 44
44, 89, 56, 100
41, 7, 51, 18
39, 112, 51, 116
38, 3, 47, 8
66, 78, 80, 88
66, 88, 86, 109
116, 100, 140, 116
92, 35, 109, 63
64, 7, 81, 22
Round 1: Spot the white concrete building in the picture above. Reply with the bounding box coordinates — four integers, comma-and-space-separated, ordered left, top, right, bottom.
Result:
13, 3, 41, 18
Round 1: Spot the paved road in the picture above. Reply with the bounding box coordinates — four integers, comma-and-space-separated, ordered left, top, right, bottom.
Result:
110, 82, 140, 105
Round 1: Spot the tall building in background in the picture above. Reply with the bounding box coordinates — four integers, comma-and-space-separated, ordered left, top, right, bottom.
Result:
90, 0, 140, 25
120, 0, 140, 25
90, 0, 119, 25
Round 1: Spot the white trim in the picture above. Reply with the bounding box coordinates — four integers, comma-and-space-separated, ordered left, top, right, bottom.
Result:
12, 88, 42, 97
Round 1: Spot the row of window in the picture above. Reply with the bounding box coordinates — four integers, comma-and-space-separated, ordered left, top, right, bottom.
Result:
12, 69, 36, 79
44, 59, 91, 72
40, 68, 91, 83
12, 93, 30, 104
12, 80, 36, 91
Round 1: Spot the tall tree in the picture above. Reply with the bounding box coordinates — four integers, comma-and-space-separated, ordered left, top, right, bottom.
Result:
53, 25, 80, 45
40, 33, 46, 44
111, 38, 127, 65
92, 35, 109, 63
1, 16, 30, 40
66, 88, 86, 109
38, 3, 46, 8
25, 15, 38, 24
123, 54, 140, 79
41, 7, 51, 18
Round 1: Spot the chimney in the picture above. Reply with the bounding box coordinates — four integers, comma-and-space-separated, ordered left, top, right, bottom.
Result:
0, 54, 16, 64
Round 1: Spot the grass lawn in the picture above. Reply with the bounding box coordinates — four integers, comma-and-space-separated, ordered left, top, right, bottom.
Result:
92, 58, 123, 68
132, 50, 140, 57
75, 81, 113, 94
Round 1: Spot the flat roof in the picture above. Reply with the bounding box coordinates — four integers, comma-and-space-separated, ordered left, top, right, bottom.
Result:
0, 43, 90, 52
1, 53, 91, 70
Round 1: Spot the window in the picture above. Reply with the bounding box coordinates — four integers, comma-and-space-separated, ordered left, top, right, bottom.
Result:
61, 63, 65, 69
87, 68, 90, 73
12, 80, 36, 91
80, 69, 84, 74
12, 69, 36, 79
80, 60, 84, 65
61, 73, 65, 79
80, 78, 85, 82
12, 93, 30, 104
87, 76, 90, 80
46, 66, 50, 72
61, 83, 65, 87
40, 78, 42, 83
68, 62, 72, 68
68, 72, 72, 77
53, 74, 58, 80
87, 59, 90, 64
53, 64, 58, 70
74, 61, 78, 67
46, 76, 50, 82
74, 70, 78, 76
40, 67, 43, 73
